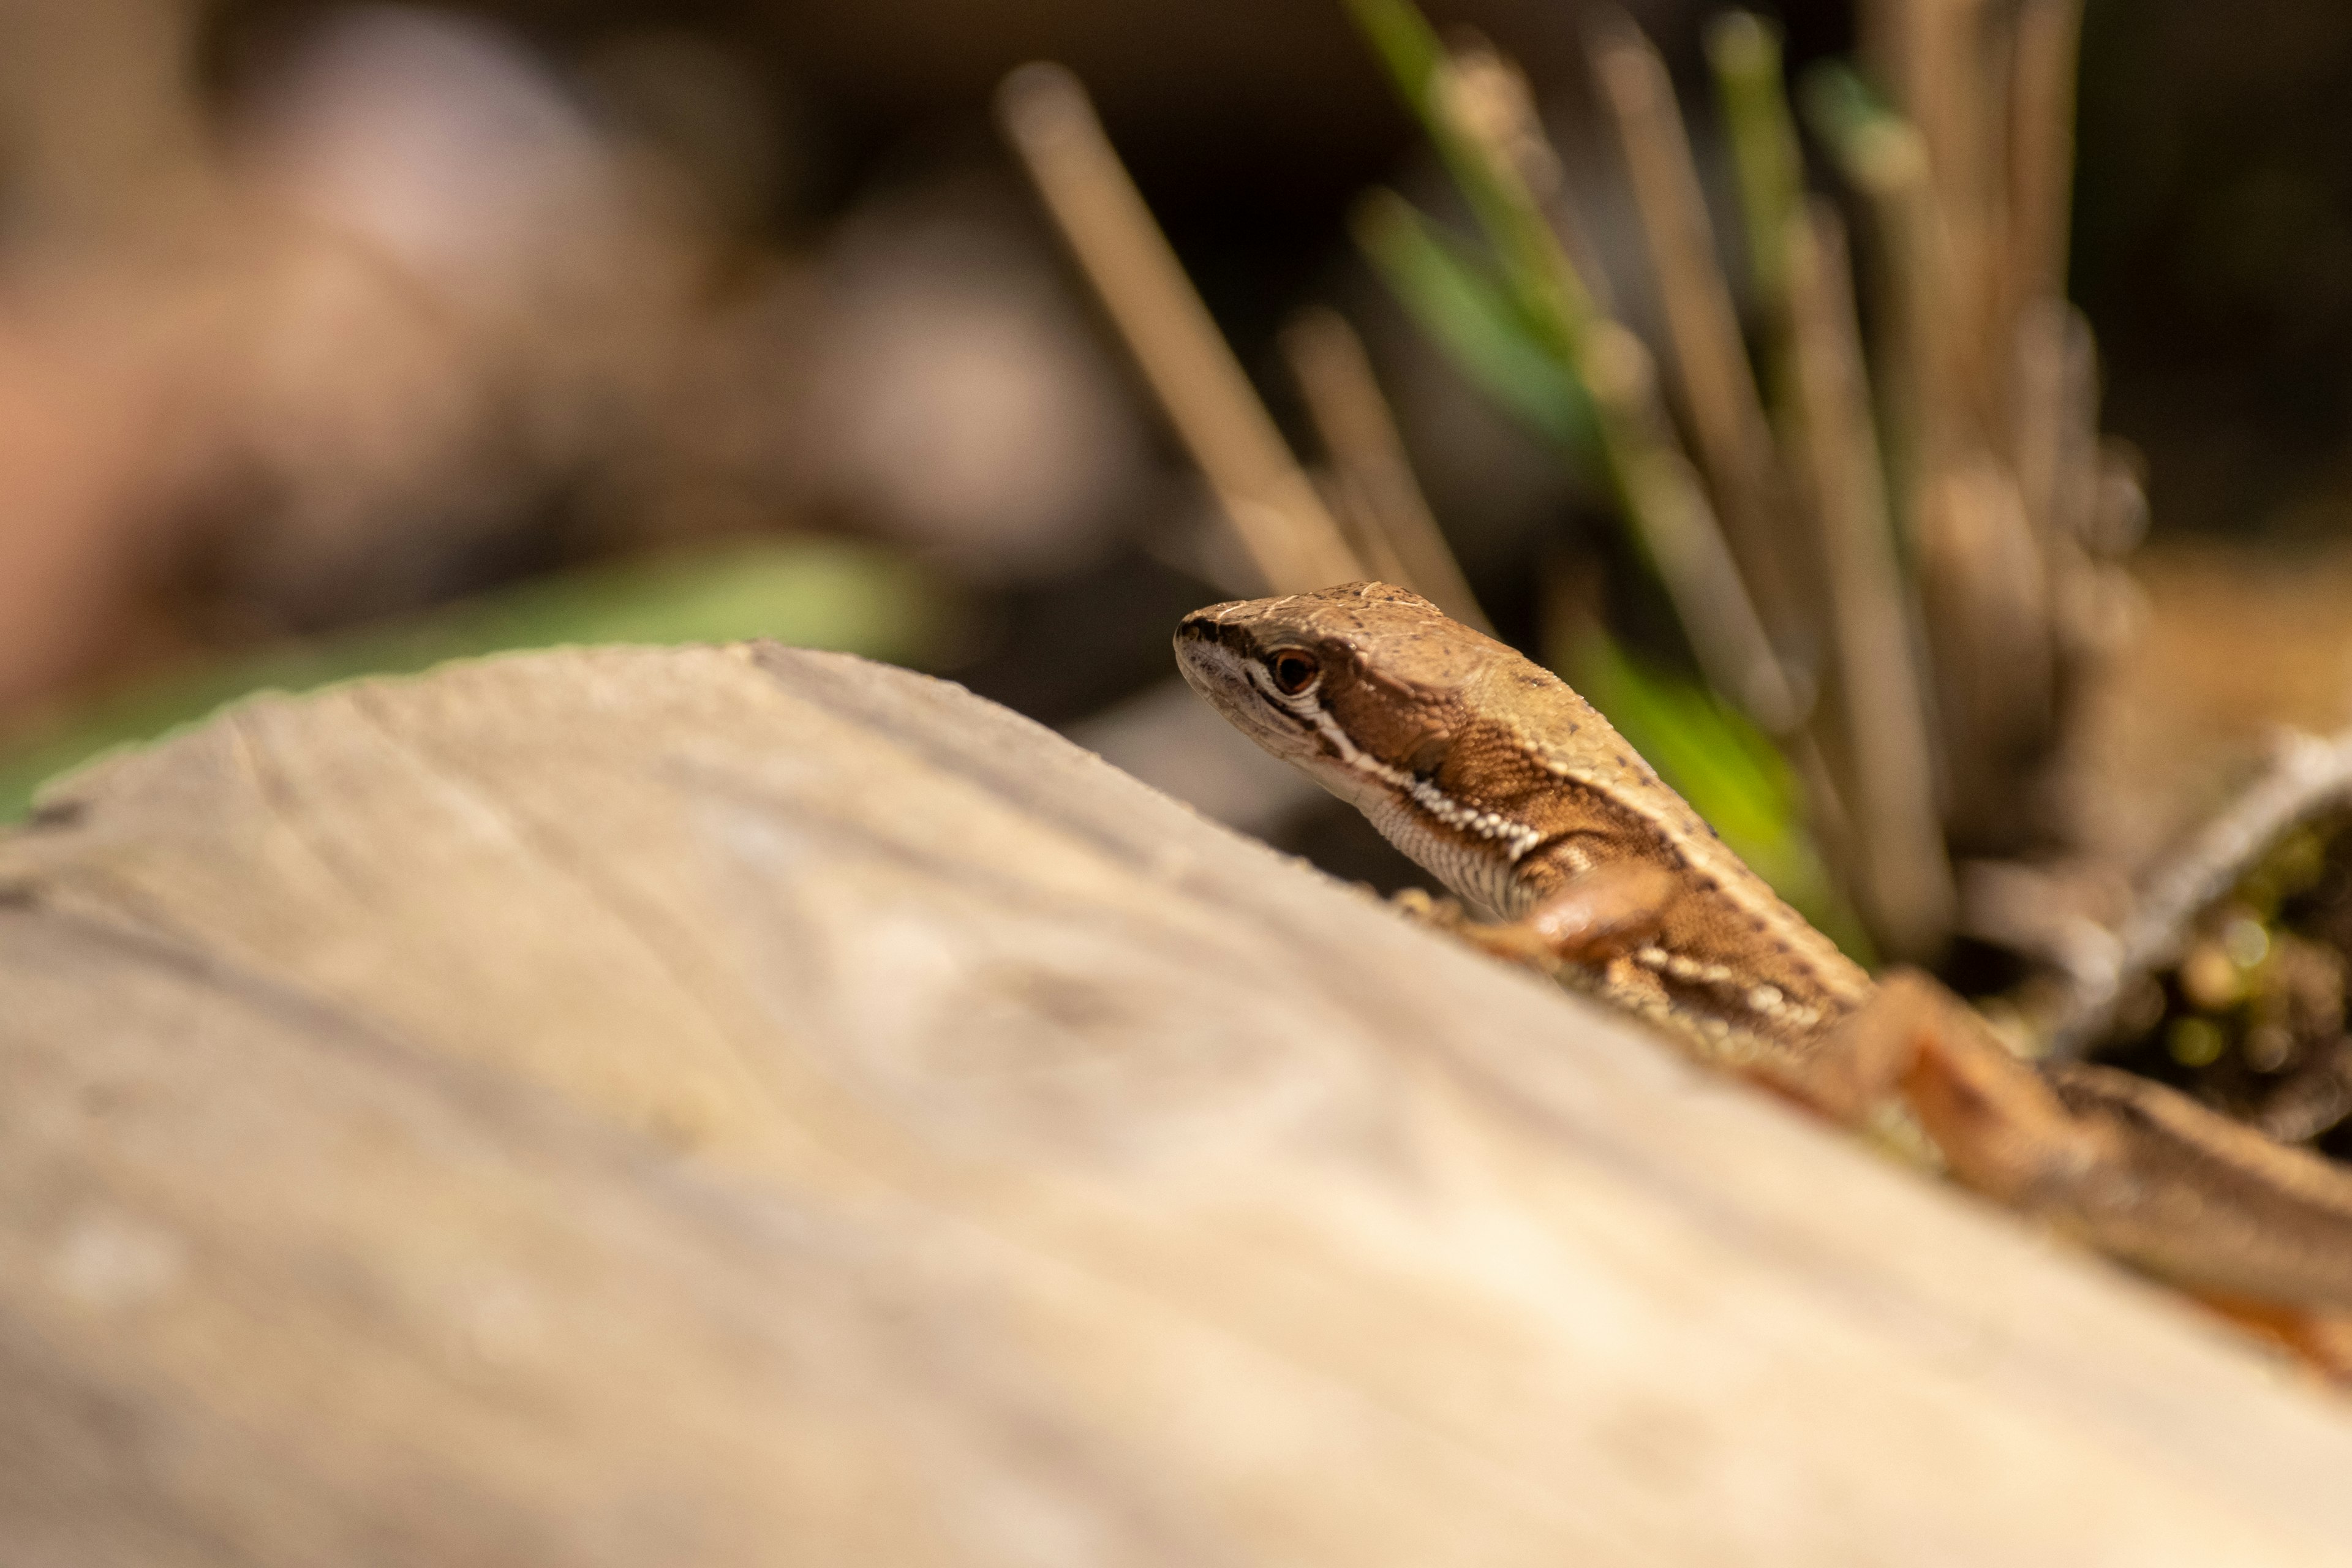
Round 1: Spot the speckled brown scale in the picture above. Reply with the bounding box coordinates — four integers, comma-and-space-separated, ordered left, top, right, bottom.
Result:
1173, 582, 1870, 1077
1176, 584, 2352, 1322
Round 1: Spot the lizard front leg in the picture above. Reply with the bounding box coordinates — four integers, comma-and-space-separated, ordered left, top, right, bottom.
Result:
1435, 861, 1680, 969
1176, 586, 2352, 1374
1388, 862, 1677, 971
1402, 865, 1902, 1121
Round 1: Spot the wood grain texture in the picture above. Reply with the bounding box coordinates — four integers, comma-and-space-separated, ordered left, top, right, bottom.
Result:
2, 642, 2350, 1566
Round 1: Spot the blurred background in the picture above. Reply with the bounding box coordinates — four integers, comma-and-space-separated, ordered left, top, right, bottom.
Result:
9, 0, 2352, 1115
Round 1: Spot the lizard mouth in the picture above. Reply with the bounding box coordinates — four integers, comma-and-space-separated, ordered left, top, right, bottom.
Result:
1172, 621, 1316, 758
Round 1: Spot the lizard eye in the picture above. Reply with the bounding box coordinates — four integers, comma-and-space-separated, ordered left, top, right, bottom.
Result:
1267, 649, 1321, 696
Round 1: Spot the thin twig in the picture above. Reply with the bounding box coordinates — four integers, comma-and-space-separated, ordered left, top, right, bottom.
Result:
2049, 728, 2352, 1056
1880, 0, 2003, 434
2008, 298, 2071, 547
1281, 307, 1494, 633
1806, 68, 2053, 839
2001, 0, 2084, 541
1591, 15, 1807, 669
2258, 1040, 2352, 1145
1804, 72, 1961, 504
2054, 304, 2103, 551
1913, 459, 2057, 845
1786, 202, 1954, 957
1311, 466, 1417, 593
2004, 0, 2083, 345
1348, 2, 1803, 733
1440, 42, 1616, 317
997, 63, 1362, 594
1706, 13, 1803, 320
1580, 325, 1806, 734
1433, 39, 1802, 734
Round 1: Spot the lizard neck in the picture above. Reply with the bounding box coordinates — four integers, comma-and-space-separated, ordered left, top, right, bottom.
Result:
1503, 714, 1866, 1035
1322, 684, 1874, 1062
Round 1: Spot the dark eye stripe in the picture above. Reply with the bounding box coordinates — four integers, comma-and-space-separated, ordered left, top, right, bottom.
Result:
1183, 617, 1256, 657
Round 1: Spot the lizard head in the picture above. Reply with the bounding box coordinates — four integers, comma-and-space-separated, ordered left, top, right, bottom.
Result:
1174, 582, 1569, 912
1173, 581, 1483, 776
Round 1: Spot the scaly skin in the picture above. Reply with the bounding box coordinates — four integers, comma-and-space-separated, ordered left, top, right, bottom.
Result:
1177, 582, 2352, 1319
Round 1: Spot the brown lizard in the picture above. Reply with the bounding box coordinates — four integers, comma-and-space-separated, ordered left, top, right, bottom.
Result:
1175, 581, 2352, 1338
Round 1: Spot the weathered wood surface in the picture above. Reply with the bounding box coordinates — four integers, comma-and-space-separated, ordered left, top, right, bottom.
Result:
4, 643, 2351, 1566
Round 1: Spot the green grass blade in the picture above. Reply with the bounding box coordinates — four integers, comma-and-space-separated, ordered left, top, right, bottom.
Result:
1707, 12, 1805, 312
1353, 190, 1596, 451
1, 538, 951, 820
1555, 623, 1872, 960
1342, 0, 1596, 359
1798, 60, 1913, 187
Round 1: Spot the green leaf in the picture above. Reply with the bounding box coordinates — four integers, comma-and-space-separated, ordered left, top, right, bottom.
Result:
1352, 191, 1595, 452
1797, 60, 1917, 192
1706, 12, 1804, 312
1341, 0, 1446, 114
1341, 0, 1595, 360
1, 538, 951, 820
1554, 624, 1874, 962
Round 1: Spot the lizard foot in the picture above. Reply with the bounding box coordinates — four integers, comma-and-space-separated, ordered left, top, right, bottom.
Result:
1845, 971, 2352, 1372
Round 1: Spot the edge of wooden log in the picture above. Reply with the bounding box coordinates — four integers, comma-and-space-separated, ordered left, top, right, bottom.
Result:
1, 641, 2348, 1566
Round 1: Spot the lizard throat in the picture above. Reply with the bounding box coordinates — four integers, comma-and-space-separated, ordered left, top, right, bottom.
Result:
1293, 703, 1545, 914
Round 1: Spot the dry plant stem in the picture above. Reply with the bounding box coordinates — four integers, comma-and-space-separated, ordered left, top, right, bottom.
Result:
2049, 728, 2352, 1058
1806, 56, 1988, 494
0, 0, 213, 243
1814, 89, 2053, 834
1879, 0, 2003, 431
2002, 0, 2085, 532
1591, 18, 1807, 668
2005, 0, 2083, 346
1281, 307, 1494, 634
1708, 12, 1820, 718
1845, 1, 2101, 852
1855, 0, 1909, 104
1787, 204, 1954, 958
2261, 1041, 2352, 1145
1814, 105, 1956, 537
1915, 459, 2055, 845
997, 63, 1361, 594
2008, 300, 2072, 546
2054, 306, 2103, 551
1585, 330, 1806, 735
1807, 97, 1955, 703
2010, 306, 2109, 709
1423, 37, 1601, 352
1442, 42, 1617, 318
1312, 467, 1416, 592
1706, 12, 1804, 324
1436, 46, 1798, 736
